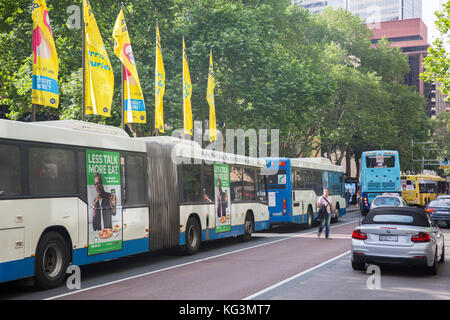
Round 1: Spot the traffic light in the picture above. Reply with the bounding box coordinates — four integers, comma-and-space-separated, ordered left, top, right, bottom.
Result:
444, 157, 449, 165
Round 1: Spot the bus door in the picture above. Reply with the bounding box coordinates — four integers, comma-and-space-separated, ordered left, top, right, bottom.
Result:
291, 189, 304, 221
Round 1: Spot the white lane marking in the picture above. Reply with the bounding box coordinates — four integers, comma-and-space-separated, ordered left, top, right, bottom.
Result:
253, 233, 352, 239
45, 219, 359, 300
243, 250, 351, 300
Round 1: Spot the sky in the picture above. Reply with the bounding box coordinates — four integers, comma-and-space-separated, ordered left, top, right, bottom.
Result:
422, 0, 446, 45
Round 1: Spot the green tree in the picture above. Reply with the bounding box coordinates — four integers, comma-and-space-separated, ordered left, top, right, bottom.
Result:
421, 0, 450, 99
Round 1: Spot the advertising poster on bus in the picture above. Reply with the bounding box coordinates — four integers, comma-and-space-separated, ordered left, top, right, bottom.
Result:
86, 149, 123, 255
214, 163, 231, 233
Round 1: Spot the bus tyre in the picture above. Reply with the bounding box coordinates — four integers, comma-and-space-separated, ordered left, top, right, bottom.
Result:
35, 231, 70, 290
307, 207, 314, 228
185, 217, 201, 255
333, 204, 340, 223
239, 213, 253, 242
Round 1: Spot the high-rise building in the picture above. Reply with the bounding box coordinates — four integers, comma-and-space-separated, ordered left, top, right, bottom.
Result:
294, 0, 422, 22
370, 18, 438, 117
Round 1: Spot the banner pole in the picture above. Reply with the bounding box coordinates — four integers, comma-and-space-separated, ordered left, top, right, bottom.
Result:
82, 0, 86, 122
121, 3, 125, 130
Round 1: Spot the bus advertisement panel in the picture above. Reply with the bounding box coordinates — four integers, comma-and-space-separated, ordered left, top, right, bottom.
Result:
86, 149, 123, 255
214, 163, 231, 233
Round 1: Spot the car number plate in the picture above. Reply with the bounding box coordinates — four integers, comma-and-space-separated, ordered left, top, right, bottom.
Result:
379, 235, 398, 242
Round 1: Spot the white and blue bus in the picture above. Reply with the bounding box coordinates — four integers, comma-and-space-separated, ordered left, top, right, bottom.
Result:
0, 119, 269, 289
359, 150, 401, 214
265, 158, 346, 227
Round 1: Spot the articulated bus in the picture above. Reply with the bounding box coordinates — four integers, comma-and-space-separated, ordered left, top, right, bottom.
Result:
401, 174, 448, 207
360, 150, 401, 214
0, 119, 269, 289
265, 158, 346, 227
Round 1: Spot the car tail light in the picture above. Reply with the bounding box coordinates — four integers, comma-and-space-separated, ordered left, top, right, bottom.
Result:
425, 208, 434, 213
411, 232, 431, 243
352, 230, 367, 240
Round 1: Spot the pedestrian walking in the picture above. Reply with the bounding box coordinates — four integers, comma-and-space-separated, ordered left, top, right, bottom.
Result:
317, 188, 334, 239
345, 189, 351, 208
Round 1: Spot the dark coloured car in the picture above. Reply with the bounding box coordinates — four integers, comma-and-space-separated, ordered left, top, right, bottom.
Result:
426, 199, 450, 227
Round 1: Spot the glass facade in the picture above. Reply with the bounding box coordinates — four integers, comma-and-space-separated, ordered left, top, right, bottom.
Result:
295, 0, 422, 22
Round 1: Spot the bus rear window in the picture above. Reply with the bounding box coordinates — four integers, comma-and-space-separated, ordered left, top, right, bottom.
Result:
366, 155, 395, 168
0, 144, 21, 196
266, 169, 287, 185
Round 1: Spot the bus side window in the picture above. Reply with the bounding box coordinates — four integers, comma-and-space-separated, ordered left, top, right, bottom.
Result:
304, 170, 313, 189
182, 164, 202, 203
125, 154, 147, 207
29, 147, 76, 195
313, 171, 323, 195
78, 150, 87, 202
295, 170, 305, 189
256, 173, 267, 203
230, 166, 243, 201
242, 168, 256, 201
0, 143, 21, 196
202, 165, 214, 203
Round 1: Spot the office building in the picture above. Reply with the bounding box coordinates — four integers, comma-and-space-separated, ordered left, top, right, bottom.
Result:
294, 0, 422, 22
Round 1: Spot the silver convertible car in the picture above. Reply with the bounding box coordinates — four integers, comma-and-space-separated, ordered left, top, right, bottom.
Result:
351, 207, 445, 274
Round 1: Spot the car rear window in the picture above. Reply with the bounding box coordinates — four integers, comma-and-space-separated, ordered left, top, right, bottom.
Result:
362, 207, 430, 227
372, 215, 413, 224
428, 200, 450, 207
373, 197, 400, 206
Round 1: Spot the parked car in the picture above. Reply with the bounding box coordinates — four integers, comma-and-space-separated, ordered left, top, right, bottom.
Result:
351, 207, 445, 275
436, 195, 450, 201
426, 199, 450, 227
370, 193, 408, 210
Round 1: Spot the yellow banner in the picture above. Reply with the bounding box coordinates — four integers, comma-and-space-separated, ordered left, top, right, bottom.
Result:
183, 38, 193, 136
155, 21, 165, 133
113, 9, 146, 124
207, 49, 216, 142
84, 0, 114, 117
32, 0, 59, 108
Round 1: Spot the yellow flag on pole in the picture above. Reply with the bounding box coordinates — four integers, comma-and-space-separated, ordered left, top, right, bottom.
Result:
207, 49, 216, 142
155, 21, 165, 133
183, 37, 193, 136
83, 0, 114, 117
32, 0, 59, 108
113, 9, 146, 124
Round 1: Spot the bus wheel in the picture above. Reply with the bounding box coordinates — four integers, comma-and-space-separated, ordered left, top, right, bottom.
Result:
239, 213, 254, 242
185, 217, 201, 255
333, 204, 340, 223
307, 207, 314, 228
35, 231, 70, 290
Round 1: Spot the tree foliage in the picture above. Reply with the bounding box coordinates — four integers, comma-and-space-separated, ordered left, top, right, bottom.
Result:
0, 1, 433, 173
422, 0, 450, 99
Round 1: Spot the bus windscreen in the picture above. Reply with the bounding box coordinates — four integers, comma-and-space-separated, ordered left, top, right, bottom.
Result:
366, 155, 395, 168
